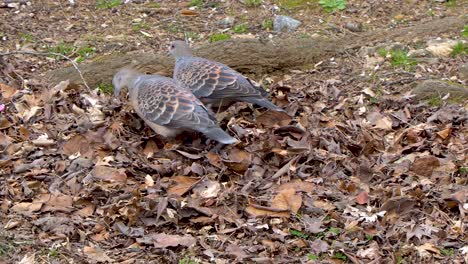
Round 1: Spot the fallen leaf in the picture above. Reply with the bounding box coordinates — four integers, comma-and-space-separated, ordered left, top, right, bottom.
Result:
245, 205, 290, 218
84, 245, 114, 263
271, 188, 302, 214
436, 127, 451, 140
180, 9, 198, 16
276, 179, 315, 193
10, 202, 43, 214
93, 166, 127, 183
223, 148, 252, 173
167, 176, 199, 197
18, 254, 35, 264
410, 155, 440, 177
256, 110, 292, 128
62, 134, 92, 157
192, 180, 221, 199
137, 233, 196, 248
226, 244, 249, 260
0, 83, 17, 101
39, 193, 74, 213
355, 191, 369, 205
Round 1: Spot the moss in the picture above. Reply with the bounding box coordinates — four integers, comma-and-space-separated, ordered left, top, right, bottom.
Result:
209, 33, 231, 42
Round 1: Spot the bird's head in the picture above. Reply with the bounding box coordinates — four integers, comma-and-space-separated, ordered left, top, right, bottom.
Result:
112, 68, 140, 97
169, 40, 193, 58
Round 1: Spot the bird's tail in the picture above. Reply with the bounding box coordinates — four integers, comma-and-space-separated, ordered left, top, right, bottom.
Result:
244, 97, 285, 112
201, 126, 238, 144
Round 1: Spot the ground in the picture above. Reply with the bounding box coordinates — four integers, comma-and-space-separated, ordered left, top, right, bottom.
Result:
0, 0, 467, 263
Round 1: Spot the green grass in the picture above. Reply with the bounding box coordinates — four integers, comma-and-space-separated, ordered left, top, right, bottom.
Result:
445, 0, 457, 7
19, 32, 34, 43
48, 41, 75, 59
440, 248, 454, 256
132, 21, 151, 32
377, 47, 388, 57
209, 33, 231, 42
462, 25, 468, 38
145, 2, 160, 8
389, 49, 417, 70
179, 256, 199, 264
96, 0, 121, 9
244, 0, 262, 7
188, 0, 203, 8
262, 19, 273, 30
365, 234, 374, 241
451, 42, 467, 57
319, 0, 347, 12
332, 252, 347, 260
426, 95, 443, 107
185, 32, 200, 40
328, 227, 341, 235
459, 167, 467, 174
277, 0, 315, 9
76, 46, 95, 63
97, 83, 114, 94
289, 229, 309, 239
233, 24, 248, 33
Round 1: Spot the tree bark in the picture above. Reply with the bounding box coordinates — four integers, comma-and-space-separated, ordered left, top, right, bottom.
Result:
45, 15, 467, 87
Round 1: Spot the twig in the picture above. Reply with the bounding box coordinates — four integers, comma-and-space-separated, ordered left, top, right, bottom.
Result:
0, 50, 92, 92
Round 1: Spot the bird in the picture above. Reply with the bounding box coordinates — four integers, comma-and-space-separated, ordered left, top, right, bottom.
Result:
169, 40, 284, 112
112, 68, 237, 144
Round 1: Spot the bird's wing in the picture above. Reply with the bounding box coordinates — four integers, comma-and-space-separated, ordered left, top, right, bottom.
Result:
175, 57, 266, 99
136, 78, 215, 130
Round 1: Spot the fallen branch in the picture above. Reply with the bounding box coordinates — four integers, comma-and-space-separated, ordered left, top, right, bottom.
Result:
46, 15, 467, 88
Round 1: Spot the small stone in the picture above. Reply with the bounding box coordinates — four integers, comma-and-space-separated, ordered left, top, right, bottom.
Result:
458, 63, 468, 82
345, 22, 363, 32
426, 39, 459, 57
408, 49, 430, 57
273, 15, 301, 33
412, 80, 468, 102
218, 16, 235, 27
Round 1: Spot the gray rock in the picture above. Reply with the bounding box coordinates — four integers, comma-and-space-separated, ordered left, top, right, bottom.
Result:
218, 16, 235, 27
459, 63, 468, 82
413, 80, 468, 102
273, 15, 301, 32
345, 22, 363, 32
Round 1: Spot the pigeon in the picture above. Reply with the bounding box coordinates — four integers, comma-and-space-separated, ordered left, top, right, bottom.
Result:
112, 68, 237, 144
169, 40, 284, 112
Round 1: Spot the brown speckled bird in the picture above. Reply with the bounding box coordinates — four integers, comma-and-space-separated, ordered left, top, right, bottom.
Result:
169, 40, 284, 112
113, 68, 237, 144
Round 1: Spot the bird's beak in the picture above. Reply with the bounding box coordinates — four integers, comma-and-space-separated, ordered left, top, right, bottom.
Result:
113, 85, 121, 97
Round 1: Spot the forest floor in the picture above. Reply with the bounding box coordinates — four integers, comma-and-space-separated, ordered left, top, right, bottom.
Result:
0, 0, 467, 263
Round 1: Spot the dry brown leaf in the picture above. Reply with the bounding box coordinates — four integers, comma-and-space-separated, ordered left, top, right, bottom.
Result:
256, 110, 292, 128
223, 148, 252, 173
84, 245, 114, 263
167, 176, 199, 197
355, 191, 369, 205
206, 151, 223, 168
180, 9, 198, 16
62, 134, 92, 157
18, 254, 35, 264
0, 83, 17, 101
10, 202, 42, 213
410, 155, 440, 177
137, 233, 196, 248
245, 205, 290, 218
75, 203, 95, 217
276, 179, 315, 193
271, 188, 302, 214
436, 127, 451, 139
312, 199, 336, 211
226, 244, 249, 260
93, 166, 127, 183
39, 193, 73, 213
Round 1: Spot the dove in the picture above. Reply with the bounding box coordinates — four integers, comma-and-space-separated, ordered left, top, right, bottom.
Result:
112, 68, 237, 144
169, 40, 284, 112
